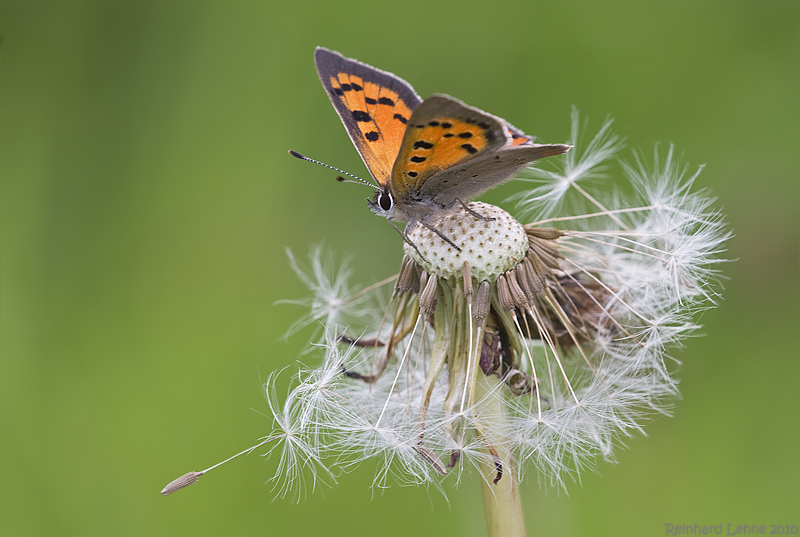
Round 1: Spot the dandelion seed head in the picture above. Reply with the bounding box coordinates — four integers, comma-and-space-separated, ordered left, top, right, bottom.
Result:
263, 111, 729, 495
405, 202, 529, 282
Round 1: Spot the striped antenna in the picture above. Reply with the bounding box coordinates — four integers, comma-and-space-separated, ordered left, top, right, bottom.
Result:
288, 150, 377, 188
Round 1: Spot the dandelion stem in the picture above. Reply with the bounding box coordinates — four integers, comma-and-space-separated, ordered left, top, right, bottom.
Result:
475, 373, 527, 537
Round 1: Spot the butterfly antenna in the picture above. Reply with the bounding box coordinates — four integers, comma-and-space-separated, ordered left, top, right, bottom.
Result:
288, 150, 377, 188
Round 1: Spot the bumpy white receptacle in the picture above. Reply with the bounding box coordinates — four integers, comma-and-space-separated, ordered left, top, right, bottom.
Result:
404, 202, 528, 283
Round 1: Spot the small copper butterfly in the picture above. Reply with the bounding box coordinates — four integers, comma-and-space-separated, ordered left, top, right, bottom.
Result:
293, 47, 570, 249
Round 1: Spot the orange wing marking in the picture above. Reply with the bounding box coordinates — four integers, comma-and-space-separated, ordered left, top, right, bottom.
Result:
366, 81, 412, 165
507, 126, 533, 146
400, 118, 491, 180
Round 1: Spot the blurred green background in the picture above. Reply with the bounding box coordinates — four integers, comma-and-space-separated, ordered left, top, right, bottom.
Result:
1, 1, 797, 536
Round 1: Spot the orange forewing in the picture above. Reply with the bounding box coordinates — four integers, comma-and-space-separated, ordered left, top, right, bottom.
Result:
327, 73, 415, 185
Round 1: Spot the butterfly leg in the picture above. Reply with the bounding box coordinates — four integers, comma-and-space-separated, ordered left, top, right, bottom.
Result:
456, 198, 495, 222
386, 220, 429, 259
418, 220, 462, 252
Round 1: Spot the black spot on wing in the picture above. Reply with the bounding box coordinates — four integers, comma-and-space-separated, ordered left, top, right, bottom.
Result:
441, 122, 452, 128
443, 133, 454, 138
408, 171, 418, 177
410, 156, 427, 163
351, 83, 363, 91
352, 110, 372, 122
461, 143, 478, 154
341, 83, 352, 92
365, 97, 377, 105
330, 88, 343, 97
428, 121, 440, 126
393, 114, 408, 124
413, 141, 434, 149
365, 131, 380, 141
458, 132, 473, 139
378, 97, 395, 106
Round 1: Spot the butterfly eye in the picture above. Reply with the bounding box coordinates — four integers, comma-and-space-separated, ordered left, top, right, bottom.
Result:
379, 190, 393, 211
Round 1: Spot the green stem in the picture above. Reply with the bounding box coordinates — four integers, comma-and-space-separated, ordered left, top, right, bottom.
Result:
475, 373, 527, 537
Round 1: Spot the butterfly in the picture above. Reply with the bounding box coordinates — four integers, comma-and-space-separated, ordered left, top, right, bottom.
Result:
293, 47, 570, 250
